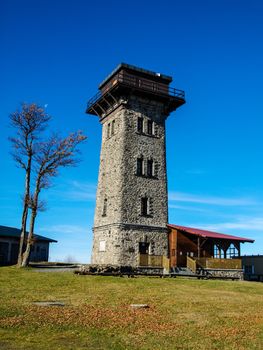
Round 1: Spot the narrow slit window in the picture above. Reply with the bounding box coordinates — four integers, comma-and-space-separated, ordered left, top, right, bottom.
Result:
107, 123, 111, 138
102, 198, 107, 216
141, 197, 149, 216
147, 120, 153, 135
137, 158, 143, 176
137, 117, 143, 133
111, 120, 115, 136
147, 159, 153, 177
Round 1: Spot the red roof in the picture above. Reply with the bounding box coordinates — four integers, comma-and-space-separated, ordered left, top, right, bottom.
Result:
167, 224, 254, 243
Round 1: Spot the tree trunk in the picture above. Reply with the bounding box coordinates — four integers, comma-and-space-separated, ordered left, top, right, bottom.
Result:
17, 157, 31, 267
21, 178, 40, 268
17, 200, 29, 266
21, 209, 36, 267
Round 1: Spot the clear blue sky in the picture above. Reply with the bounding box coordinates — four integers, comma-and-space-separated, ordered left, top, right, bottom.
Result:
1, 0, 263, 262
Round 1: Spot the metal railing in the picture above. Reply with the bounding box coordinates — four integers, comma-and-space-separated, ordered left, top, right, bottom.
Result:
87, 90, 102, 110
87, 72, 185, 110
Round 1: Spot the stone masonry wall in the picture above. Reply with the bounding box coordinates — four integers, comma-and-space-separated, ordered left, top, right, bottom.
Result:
92, 96, 170, 266
120, 97, 168, 227
93, 224, 168, 266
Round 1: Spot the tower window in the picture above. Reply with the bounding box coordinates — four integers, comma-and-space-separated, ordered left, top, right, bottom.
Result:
111, 120, 115, 136
147, 159, 153, 177
107, 124, 111, 139
102, 198, 107, 216
147, 120, 153, 135
137, 158, 143, 176
137, 117, 143, 133
141, 197, 149, 216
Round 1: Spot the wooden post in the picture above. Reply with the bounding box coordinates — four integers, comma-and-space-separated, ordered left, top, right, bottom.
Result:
197, 236, 200, 259
237, 242, 241, 257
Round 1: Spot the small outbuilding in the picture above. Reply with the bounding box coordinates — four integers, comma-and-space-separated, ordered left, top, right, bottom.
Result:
0, 225, 57, 265
167, 224, 254, 277
242, 255, 263, 282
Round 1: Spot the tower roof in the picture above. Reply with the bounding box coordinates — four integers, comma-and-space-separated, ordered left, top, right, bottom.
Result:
86, 63, 185, 118
99, 63, 173, 89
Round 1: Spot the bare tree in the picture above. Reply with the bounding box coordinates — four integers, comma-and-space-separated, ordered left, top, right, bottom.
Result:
9, 103, 50, 266
9, 103, 87, 267
20, 131, 87, 267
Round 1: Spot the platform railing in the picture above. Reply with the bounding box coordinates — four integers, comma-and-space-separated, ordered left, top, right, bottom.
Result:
87, 72, 185, 110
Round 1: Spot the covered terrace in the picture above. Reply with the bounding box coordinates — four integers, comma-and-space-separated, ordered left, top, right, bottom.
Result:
167, 224, 254, 272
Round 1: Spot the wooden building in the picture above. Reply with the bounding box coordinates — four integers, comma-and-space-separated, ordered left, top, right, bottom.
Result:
242, 255, 263, 282
0, 225, 57, 265
168, 224, 254, 273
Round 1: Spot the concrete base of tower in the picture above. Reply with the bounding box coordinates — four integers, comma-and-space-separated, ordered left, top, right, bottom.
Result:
92, 223, 169, 267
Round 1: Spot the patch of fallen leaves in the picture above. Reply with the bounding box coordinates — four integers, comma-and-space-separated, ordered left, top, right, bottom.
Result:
1, 303, 263, 346
196, 313, 263, 344
0, 303, 180, 336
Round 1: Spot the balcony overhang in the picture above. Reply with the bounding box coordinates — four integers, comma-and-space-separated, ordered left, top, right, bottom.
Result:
86, 72, 185, 118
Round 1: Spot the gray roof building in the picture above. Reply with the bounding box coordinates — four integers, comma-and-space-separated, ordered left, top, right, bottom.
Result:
0, 225, 57, 265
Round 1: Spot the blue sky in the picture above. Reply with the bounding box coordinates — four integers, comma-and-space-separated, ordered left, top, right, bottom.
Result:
1, 0, 263, 262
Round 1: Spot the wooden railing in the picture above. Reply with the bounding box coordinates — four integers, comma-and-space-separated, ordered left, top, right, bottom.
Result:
163, 256, 170, 271
87, 72, 185, 111
196, 258, 242, 270
102, 73, 185, 99
139, 254, 170, 269
187, 256, 196, 273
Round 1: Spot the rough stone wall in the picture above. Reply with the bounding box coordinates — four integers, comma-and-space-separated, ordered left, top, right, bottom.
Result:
93, 224, 168, 266
93, 106, 126, 228
92, 96, 170, 266
120, 97, 168, 227
203, 269, 244, 280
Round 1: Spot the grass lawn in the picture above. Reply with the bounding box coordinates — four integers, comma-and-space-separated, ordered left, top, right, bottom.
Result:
1, 267, 263, 349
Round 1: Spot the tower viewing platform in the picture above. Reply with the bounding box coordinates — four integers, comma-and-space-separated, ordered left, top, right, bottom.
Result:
86, 63, 185, 118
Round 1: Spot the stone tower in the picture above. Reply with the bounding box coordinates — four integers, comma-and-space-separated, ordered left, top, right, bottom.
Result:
86, 63, 185, 266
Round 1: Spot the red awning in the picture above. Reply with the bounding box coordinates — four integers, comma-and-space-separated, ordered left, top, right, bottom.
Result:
167, 224, 254, 243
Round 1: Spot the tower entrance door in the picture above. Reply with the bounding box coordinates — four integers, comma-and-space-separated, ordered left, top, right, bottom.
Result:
139, 242, 149, 254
